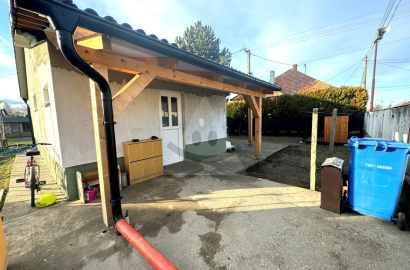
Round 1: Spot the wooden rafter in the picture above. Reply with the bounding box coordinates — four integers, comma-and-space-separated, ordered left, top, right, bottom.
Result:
180, 70, 223, 82
131, 57, 178, 70
17, 9, 49, 23
243, 95, 261, 118
17, 21, 44, 31
75, 45, 268, 98
247, 85, 263, 92
112, 73, 155, 118
17, 14, 49, 27
223, 79, 246, 88
76, 34, 111, 51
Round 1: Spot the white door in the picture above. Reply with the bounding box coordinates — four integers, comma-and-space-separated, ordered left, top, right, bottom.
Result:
160, 90, 183, 166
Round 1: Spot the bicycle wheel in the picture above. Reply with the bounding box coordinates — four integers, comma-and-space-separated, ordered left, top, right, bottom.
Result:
30, 168, 36, 207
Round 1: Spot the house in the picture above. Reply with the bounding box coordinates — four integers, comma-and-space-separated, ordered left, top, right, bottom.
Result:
3, 117, 31, 137
232, 64, 331, 100
9, 0, 281, 223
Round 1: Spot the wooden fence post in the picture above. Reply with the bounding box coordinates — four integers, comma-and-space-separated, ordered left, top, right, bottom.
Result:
248, 108, 253, 144
310, 108, 318, 191
329, 109, 337, 153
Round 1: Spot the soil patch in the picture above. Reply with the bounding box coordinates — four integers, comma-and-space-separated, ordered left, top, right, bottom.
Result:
245, 137, 351, 191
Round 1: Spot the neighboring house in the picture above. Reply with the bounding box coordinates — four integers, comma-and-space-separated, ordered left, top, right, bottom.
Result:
9, 0, 281, 201
3, 117, 31, 137
232, 64, 331, 100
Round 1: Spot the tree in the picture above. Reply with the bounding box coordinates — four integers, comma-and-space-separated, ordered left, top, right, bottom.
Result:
175, 21, 232, 66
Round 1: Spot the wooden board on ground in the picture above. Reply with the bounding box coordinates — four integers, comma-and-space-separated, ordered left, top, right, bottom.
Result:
0, 213, 7, 270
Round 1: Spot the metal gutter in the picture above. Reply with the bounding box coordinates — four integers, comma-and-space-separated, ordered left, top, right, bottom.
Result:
14, 0, 281, 92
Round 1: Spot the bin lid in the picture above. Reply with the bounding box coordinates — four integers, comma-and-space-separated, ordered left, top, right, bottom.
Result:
321, 157, 344, 169
348, 137, 410, 151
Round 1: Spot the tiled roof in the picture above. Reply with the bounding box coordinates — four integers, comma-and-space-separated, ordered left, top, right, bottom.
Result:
275, 65, 331, 95
231, 65, 331, 101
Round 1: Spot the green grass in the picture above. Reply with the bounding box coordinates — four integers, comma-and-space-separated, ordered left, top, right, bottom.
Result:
7, 136, 32, 146
0, 157, 15, 190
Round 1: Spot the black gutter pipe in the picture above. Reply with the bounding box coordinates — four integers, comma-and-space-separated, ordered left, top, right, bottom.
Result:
56, 30, 123, 223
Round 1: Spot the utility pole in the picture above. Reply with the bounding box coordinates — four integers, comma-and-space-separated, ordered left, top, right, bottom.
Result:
370, 26, 390, 112
363, 55, 367, 89
244, 48, 253, 144
245, 48, 251, 75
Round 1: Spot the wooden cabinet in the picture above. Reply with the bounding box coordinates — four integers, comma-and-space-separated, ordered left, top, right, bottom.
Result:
123, 139, 163, 185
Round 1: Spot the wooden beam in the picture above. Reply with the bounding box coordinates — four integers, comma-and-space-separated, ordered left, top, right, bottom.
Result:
17, 9, 49, 23
180, 70, 223, 82
89, 64, 114, 227
76, 34, 111, 51
131, 57, 178, 70
43, 30, 60, 50
223, 79, 246, 88
112, 73, 155, 118
17, 14, 49, 27
17, 21, 44, 31
247, 85, 263, 92
248, 108, 253, 144
243, 95, 261, 118
75, 46, 266, 97
310, 108, 318, 191
254, 96, 262, 158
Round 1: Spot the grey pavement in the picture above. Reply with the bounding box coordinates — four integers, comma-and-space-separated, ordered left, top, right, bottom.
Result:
2, 139, 410, 269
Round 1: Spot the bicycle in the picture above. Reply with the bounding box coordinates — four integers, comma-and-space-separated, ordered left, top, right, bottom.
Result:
16, 143, 51, 207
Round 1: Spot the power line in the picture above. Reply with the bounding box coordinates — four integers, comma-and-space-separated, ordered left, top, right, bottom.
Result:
386, 0, 402, 26
251, 53, 293, 65
376, 84, 410, 88
378, 62, 410, 71
344, 60, 363, 84
325, 58, 363, 83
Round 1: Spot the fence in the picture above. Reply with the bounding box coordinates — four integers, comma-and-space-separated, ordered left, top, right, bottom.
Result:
364, 105, 410, 143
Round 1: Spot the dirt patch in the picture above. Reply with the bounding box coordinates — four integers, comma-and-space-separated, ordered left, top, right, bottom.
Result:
245, 137, 351, 191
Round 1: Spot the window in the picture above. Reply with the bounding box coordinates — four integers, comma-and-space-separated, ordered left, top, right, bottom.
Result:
161, 96, 169, 127
171, 97, 178, 126
43, 83, 50, 107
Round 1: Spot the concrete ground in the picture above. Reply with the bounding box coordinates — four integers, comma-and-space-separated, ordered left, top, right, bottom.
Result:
2, 139, 410, 269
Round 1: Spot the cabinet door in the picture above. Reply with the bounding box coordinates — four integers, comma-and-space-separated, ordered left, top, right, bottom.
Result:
152, 140, 162, 156
129, 143, 153, 161
152, 156, 163, 173
130, 161, 144, 179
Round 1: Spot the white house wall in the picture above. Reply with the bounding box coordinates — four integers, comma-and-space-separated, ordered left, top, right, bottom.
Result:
183, 93, 227, 145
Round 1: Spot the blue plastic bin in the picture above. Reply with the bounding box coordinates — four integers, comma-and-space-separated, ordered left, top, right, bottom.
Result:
348, 137, 410, 222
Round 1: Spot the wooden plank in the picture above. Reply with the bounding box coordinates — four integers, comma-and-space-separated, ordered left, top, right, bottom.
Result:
112, 73, 155, 118
248, 108, 253, 144
310, 108, 318, 191
223, 79, 246, 88
75, 46, 267, 98
132, 57, 178, 69
180, 70, 223, 82
254, 97, 262, 158
17, 14, 49, 27
324, 116, 331, 142
17, 21, 44, 31
89, 64, 113, 226
329, 109, 338, 152
247, 85, 263, 92
43, 30, 60, 50
17, 8, 49, 23
243, 95, 261, 118
76, 34, 111, 51
0, 213, 7, 270
337, 116, 349, 143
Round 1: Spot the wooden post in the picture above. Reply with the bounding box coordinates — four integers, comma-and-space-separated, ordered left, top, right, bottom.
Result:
255, 97, 262, 158
329, 109, 337, 153
90, 64, 113, 227
248, 108, 253, 143
310, 108, 318, 191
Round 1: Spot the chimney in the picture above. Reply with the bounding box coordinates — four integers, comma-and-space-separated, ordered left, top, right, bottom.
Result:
293, 64, 297, 70
270, 70, 275, 84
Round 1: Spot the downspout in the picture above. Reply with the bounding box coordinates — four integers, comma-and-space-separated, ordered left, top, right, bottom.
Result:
56, 30, 178, 270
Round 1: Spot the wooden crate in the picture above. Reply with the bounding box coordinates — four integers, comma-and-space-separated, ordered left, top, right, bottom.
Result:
324, 115, 349, 143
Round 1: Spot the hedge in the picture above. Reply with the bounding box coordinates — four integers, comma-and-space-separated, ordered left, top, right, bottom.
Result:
227, 86, 368, 120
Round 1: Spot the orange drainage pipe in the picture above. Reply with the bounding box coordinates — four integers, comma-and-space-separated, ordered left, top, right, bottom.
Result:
116, 219, 179, 270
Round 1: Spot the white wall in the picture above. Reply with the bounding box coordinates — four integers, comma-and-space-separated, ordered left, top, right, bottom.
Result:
183, 93, 227, 145
364, 105, 410, 143
51, 65, 161, 168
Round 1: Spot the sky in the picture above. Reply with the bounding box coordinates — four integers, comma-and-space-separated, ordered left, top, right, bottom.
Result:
0, 0, 409, 108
